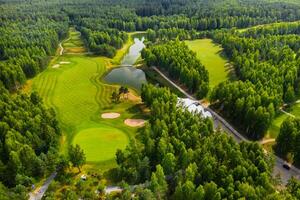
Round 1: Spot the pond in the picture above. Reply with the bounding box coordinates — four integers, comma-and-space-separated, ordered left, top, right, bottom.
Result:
121, 37, 145, 66
104, 37, 147, 91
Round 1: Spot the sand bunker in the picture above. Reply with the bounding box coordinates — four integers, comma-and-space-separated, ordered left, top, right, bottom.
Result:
60, 61, 71, 64
124, 119, 146, 127
101, 112, 120, 119
52, 64, 60, 68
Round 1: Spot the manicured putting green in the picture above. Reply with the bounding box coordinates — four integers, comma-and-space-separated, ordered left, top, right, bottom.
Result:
73, 127, 128, 162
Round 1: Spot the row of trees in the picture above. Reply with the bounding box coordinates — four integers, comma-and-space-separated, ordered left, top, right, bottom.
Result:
146, 28, 203, 42
107, 0, 300, 31
114, 84, 299, 199
210, 21, 300, 139
142, 41, 209, 98
79, 27, 128, 58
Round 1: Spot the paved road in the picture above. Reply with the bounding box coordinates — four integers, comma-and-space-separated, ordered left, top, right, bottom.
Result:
152, 66, 300, 185
26, 67, 300, 200
29, 172, 57, 200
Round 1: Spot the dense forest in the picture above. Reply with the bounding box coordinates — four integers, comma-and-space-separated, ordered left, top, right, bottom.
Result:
1, 0, 300, 90
1, 0, 300, 198
0, 2, 68, 90
142, 41, 209, 98
113, 84, 297, 199
0, 85, 60, 199
210, 22, 300, 139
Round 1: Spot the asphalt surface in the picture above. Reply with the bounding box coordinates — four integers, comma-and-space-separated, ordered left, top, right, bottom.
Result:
152, 66, 300, 185
29, 172, 57, 200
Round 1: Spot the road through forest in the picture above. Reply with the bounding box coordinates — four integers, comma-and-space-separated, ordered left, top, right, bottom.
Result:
152, 66, 300, 185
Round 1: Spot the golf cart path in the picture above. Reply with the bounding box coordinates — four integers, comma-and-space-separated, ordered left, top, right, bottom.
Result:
29, 172, 57, 200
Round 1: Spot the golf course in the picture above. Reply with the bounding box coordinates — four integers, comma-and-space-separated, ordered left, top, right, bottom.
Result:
185, 39, 233, 88
27, 28, 146, 169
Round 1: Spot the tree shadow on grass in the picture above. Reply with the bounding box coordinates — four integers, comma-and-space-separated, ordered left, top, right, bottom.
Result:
126, 104, 150, 119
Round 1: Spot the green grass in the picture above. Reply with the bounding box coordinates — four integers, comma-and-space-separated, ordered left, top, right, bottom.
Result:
29, 28, 145, 168
73, 126, 128, 162
238, 20, 300, 33
267, 102, 300, 139
185, 39, 234, 88
63, 27, 87, 53
267, 113, 289, 139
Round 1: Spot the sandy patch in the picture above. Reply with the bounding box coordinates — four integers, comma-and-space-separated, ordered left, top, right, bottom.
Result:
60, 61, 71, 64
127, 91, 141, 102
101, 112, 120, 119
52, 64, 60, 69
124, 119, 146, 127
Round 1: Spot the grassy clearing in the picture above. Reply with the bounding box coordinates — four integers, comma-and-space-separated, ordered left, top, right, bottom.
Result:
238, 20, 300, 33
29, 28, 146, 169
185, 39, 234, 88
267, 102, 300, 139
267, 113, 289, 139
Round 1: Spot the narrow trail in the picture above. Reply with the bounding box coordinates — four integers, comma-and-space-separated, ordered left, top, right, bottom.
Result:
152, 66, 300, 185
280, 108, 295, 118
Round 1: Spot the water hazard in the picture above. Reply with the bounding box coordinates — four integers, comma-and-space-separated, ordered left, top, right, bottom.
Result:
104, 37, 147, 91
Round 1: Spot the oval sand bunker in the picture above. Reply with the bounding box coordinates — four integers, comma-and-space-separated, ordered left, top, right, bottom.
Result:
101, 112, 120, 119
124, 119, 146, 127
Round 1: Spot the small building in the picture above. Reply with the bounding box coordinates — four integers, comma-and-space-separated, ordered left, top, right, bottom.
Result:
177, 98, 212, 118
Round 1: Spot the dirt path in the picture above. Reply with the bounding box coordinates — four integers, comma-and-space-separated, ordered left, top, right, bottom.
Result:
260, 138, 276, 145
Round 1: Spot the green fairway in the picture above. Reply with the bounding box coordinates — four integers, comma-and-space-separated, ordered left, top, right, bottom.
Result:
29, 28, 144, 166
63, 27, 87, 53
185, 39, 233, 88
73, 127, 128, 162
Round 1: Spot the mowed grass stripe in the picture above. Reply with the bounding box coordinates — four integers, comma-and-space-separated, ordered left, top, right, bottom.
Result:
29, 29, 144, 165
52, 56, 99, 126
43, 73, 57, 107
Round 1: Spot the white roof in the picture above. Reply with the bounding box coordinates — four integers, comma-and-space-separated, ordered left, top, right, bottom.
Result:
177, 98, 212, 118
